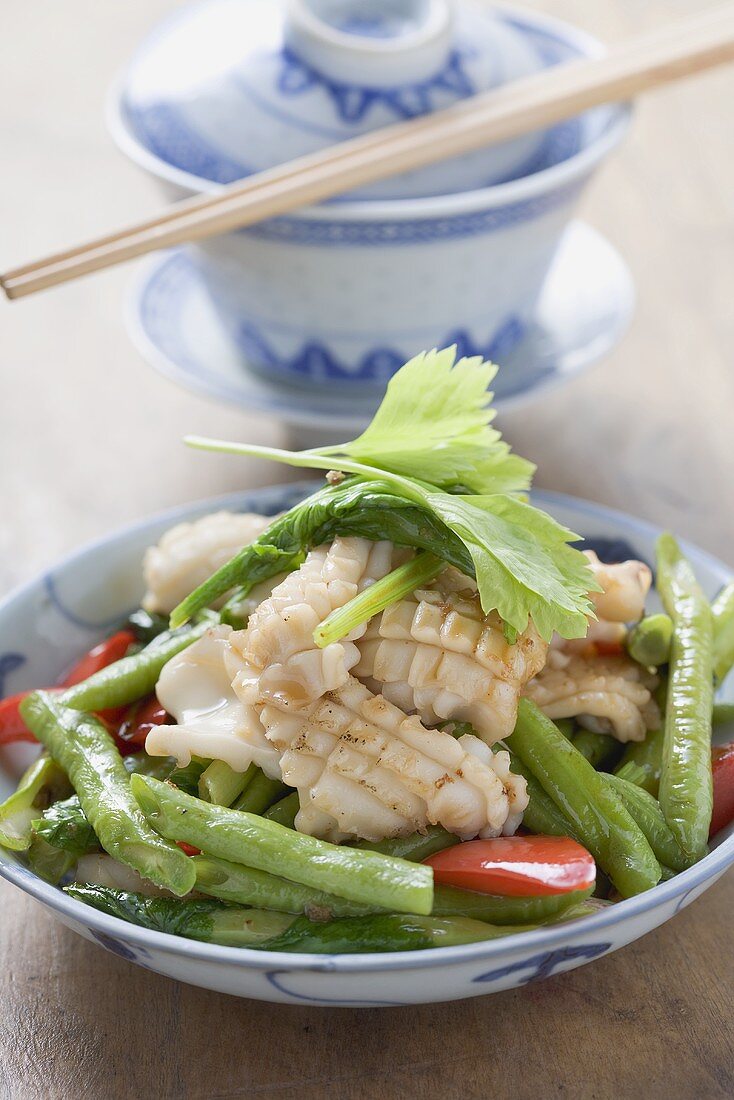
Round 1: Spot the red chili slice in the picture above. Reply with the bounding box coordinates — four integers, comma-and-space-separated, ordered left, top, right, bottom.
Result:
425, 835, 596, 897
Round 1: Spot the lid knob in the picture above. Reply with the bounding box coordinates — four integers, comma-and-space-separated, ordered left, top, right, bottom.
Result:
284, 0, 453, 87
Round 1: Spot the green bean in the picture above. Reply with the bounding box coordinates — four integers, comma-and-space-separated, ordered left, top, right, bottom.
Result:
263, 791, 299, 828
61, 621, 209, 712
232, 769, 287, 814
199, 760, 255, 806
603, 773, 694, 872
20, 692, 196, 896
64, 885, 294, 946
65, 885, 535, 952
712, 581, 734, 684
626, 614, 673, 668
193, 855, 377, 918
33, 795, 99, 857
355, 825, 459, 862
131, 774, 433, 915
572, 729, 622, 770
431, 884, 594, 924
656, 534, 714, 860
713, 702, 734, 726
555, 719, 576, 739
613, 761, 648, 786
500, 744, 583, 842
0, 755, 70, 851
264, 913, 535, 954
615, 726, 664, 795
510, 699, 661, 897
168, 757, 210, 797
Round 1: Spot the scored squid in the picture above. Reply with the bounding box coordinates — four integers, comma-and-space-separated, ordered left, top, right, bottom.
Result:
524, 649, 659, 742
354, 567, 548, 744
234, 542, 530, 841
525, 550, 658, 741
147, 625, 281, 778
232, 536, 403, 710
261, 676, 528, 843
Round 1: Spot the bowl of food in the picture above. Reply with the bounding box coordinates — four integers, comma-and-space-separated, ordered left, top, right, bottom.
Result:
1, 349, 732, 1006
109, 0, 630, 388
2, 352, 730, 1007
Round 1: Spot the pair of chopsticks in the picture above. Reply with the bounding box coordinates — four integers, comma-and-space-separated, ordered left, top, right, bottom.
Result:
3, 4, 734, 301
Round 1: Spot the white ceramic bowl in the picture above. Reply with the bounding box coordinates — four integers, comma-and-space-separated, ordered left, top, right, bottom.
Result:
109, 4, 630, 388
1, 483, 732, 1005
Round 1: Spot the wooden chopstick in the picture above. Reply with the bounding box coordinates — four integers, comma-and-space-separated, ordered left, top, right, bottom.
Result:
3, 5, 734, 301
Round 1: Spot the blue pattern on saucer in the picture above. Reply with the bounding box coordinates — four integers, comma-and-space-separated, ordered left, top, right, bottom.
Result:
236, 314, 525, 385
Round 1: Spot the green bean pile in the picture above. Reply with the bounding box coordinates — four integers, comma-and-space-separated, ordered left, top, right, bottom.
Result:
1, 532, 732, 955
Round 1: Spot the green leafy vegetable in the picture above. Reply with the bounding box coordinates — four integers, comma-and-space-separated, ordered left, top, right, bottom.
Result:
320, 347, 534, 492
180, 346, 598, 641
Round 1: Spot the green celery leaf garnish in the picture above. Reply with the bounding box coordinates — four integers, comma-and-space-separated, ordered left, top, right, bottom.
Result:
180, 346, 599, 641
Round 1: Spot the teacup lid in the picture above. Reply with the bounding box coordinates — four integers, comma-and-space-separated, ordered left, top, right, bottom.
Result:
116, 0, 589, 200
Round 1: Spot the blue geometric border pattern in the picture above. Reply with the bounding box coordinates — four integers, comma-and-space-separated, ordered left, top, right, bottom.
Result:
276, 45, 475, 123
473, 943, 612, 985
121, 11, 588, 191
241, 176, 585, 245
121, 100, 252, 185
236, 315, 526, 383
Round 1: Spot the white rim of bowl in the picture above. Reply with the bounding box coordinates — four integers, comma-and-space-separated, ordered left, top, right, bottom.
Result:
106, 2, 632, 220
0, 485, 732, 975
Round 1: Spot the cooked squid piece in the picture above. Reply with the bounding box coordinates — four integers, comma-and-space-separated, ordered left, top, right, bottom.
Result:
584, 550, 652, 623
147, 626, 281, 778
524, 648, 659, 743
262, 676, 528, 843
142, 511, 272, 614
354, 568, 548, 744
232, 537, 401, 711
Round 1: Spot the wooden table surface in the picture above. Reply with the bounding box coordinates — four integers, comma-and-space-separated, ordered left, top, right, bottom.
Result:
2, 2, 733, 1097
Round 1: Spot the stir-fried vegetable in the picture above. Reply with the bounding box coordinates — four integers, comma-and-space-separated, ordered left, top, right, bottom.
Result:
130, 774, 434, 915
626, 613, 673, 668
425, 836, 596, 897
656, 535, 714, 861
20, 691, 196, 896
61, 621, 210, 713
0, 756, 70, 851
509, 700, 661, 897
712, 582, 734, 685
710, 743, 734, 837
174, 349, 599, 641
63, 885, 552, 952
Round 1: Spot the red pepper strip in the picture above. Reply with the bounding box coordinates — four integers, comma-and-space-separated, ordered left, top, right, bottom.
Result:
710, 743, 734, 837
59, 630, 136, 687
177, 842, 201, 857
0, 692, 39, 745
425, 835, 596, 897
0, 631, 136, 746
116, 696, 169, 749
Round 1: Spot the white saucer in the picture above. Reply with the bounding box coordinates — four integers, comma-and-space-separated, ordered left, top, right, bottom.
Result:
127, 220, 634, 431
